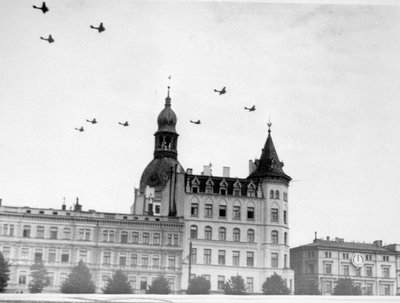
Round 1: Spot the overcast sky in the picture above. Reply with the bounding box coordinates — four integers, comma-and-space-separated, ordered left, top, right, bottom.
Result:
1, 0, 399, 247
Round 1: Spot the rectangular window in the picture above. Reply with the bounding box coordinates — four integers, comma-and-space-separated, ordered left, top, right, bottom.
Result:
129, 276, 136, 290
79, 228, 90, 241
366, 283, 373, 295
233, 188, 241, 196
219, 205, 226, 218
218, 275, 225, 290
120, 231, 128, 243
168, 255, 176, 269
142, 232, 150, 244
204, 249, 211, 264
271, 208, 278, 222
247, 251, 254, 267
342, 253, 349, 259
324, 263, 332, 274
140, 277, 147, 290
191, 248, 197, 264
34, 249, 43, 261
191, 203, 198, 216
21, 248, 29, 260
3, 224, 15, 236
173, 234, 179, 246
307, 263, 315, 274
283, 210, 287, 224
61, 250, 69, 263
50, 227, 58, 239
130, 254, 138, 267
355, 268, 361, 277
48, 249, 56, 263
23, 225, 31, 238
384, 284, 391, 295
141, 255, 149, 268
366, 254, 372, 261
119, 254, 127, 266
233, 206, 241, 219
246, 277, 254, 293
132, 232, 139, 243
79, 250, 88, 263
2, 247, 11, 259
325, 251, 332, 258
153, 233, 161, 245
383, 267, 390, 278
233, 251, 240, 266
343, 265, 349, 276
383, 256, 390, 262
48, 272, 54, 286
366, 266, 373, 277
152, 255, 160, 267
167, 233, 173, 245
284, 254, 288, 268
103, 252, 111, 265
247, 207, 254, 219
205, 204, 213, 217
18, 271, 27, 285
36, 226, 44, 238
218, 250, 225, 265
271, 253, 278, 268
103, 230, 114, 242
63, 228, 71, 239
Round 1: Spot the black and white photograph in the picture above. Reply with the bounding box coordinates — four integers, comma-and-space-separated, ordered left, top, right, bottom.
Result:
0, 0, 400, 301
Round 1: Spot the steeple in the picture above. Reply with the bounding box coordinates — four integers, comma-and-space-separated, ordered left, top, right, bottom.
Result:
248, 122, 291, 182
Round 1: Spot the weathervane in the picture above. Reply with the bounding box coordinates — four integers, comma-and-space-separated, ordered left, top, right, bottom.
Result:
268, 117, 272, 133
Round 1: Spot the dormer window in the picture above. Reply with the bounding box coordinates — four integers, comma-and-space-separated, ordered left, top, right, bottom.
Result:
233, 179, 242, 196
219, 179, 228, 195
206, 177, 214, 194
247, 182, 256, 197
191, 177, 200, 194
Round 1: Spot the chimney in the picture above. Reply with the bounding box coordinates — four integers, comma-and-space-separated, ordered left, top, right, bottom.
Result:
61, 197, 66, 210
326, 236, 330, 241
314, 231, 317, 240
202, 164, 212, 176
223, 166, 230, 178
186, 168, 193, 175
249, 160, 256, 175
74, 197, 82, 212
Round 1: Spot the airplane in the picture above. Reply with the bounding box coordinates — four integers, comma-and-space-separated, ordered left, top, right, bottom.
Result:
244, 105, 256, 112
75, 127, 84, 132
33, 2, 49, 14
86, 118, 97, 124
190, 120, 201, 125
40, 35, 54, 43
214, 86, 226, 95
90, 22, 105, 33
118, 121, 129, 127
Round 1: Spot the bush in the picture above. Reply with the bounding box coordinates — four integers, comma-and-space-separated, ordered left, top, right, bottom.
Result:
147, 276, 170, 294
224, 275, 247, 295
102, 270, 132, 294
333, 278, 361, 295
187, 276, 210, 294
60, 261, 95, 293
262, 272, 290, 295
295, 279, 320, 295
28, 259, 50, 293
0, 252, 10, 293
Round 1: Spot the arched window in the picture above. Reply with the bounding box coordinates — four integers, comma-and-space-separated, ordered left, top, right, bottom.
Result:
284, 232, 288, 245
247, 229, 255, 243
219, 203, 227, 218
190, 225, 198, 239
205, 226, 212, 240
275, 190, 280, 199
233, 205, 241, 219
271, 230, 279, 244
270, 190, 274, 199
233, 228, 241, 242
218, 227, 226, 241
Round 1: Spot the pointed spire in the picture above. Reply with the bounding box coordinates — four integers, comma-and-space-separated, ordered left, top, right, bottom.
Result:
165, 86, 171, 107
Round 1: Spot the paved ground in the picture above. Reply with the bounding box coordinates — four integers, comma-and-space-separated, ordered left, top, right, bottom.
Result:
0, 294, 399, 303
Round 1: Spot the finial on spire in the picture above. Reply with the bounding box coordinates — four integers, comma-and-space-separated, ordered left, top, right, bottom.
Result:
165, 86, 171, 106
267, 119, 272, 134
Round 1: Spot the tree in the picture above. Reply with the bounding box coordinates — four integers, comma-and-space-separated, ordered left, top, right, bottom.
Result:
187, 275, 210, 294
224, 274, 247, 295
0, 252, 10, 293
295, 279, 320, 295
262, 272, 290, 295
333, 278, 361, 295
102, 270, 132, 294
60, 261, 95, 293
147, 275, 170, 294
28, 259, 50, 293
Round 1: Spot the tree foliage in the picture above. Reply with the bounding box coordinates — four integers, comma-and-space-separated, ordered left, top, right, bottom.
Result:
295, 279, 320, 295
0, 252, 10, 293
187, 275, 210, 294
102, 270, 132, 294
333, 278, 361, 295
147, 275, 170, 294
60, 261, 95, 293
224, 275, 247, 295
28, 259, 50, 293
262, 272, 290, 295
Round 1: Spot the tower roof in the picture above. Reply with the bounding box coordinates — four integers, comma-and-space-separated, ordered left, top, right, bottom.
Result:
248, 124, 291, 181
157, 86, 177, 133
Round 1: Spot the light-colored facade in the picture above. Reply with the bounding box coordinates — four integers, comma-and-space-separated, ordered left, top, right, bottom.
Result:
290, 237, 400, 295
0, 201, 183, 293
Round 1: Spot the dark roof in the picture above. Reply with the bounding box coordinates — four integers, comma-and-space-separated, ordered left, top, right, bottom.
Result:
248, 131, 291, 181
292, 239, 396, 253
140, 157, 184, 190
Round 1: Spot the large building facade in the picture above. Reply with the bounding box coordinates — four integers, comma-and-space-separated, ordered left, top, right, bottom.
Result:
290, 237, 400, 295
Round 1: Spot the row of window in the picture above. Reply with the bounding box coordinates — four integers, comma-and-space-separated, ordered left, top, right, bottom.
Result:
102, 252, 177, 269
319, 251, 392, 262
190, 204, 288, 223
269, 190, 288, 201
189, 226, 288, 245
2, 247, 72, 263
1, 224, 180, 246
189, 177, 259, 197
321, 263, 391, 278
190, 274, 256, 292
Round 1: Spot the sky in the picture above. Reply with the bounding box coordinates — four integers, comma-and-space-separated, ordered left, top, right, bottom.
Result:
1, 0, 400, 248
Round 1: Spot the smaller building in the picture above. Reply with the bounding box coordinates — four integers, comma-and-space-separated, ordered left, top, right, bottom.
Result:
290, 236, 400, 295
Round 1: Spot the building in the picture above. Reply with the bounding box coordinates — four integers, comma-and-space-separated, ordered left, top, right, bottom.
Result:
0, 199, 183, 293
290, 236, 400, 295
132, 88, 295, 293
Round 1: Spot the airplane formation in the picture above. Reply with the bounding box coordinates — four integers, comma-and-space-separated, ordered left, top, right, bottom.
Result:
32, 2, 261, 133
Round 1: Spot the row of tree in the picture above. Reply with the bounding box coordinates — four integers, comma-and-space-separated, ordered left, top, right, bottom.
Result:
0, 251, 364, 295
